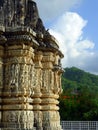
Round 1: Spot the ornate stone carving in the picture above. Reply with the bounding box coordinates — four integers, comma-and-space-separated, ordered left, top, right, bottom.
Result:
42, 111, 62, 130
0, 0, 64, 130
3, 0, 14, 27
0, 7, 4, 27
33, 52, 43, 130
34, 111, 43, 130
40, 51, 63, 130
16, 0, 25, 25
0, 46, 4, 127
0, 57, 3, 93
25, 0, 39, 30
2, 111, 34, 129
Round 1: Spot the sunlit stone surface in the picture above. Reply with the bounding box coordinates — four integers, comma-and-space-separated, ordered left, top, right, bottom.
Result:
0, 0, 64, 130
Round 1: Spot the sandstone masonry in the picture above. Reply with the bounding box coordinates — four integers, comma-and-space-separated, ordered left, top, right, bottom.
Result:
0, 0, 64, 130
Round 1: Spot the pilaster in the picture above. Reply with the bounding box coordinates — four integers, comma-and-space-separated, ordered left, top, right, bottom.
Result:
2, 44, 35, 130
41, 52, 62, 130
33, 51, 43, 130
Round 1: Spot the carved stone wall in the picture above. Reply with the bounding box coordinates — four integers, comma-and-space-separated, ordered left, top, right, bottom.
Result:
41, 52, 63, 130
0, 1, 64, 130
2, 44, 35, 129
0, 45, 4, 128
33, 52, 43, 130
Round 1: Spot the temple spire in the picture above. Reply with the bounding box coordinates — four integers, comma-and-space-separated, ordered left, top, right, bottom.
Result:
0, 0, 46, 33
25, 0, 39, 28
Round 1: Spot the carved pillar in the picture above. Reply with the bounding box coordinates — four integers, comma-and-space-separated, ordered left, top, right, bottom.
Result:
33, 51, 43, 130
2, 44, 36, 130
41, 52, 62, 130
53, 54, 63, 95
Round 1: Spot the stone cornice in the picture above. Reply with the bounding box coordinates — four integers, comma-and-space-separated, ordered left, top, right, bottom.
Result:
4, 27, 39, 47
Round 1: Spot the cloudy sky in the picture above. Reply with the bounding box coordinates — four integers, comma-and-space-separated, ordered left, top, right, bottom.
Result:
36, 0, 98, 75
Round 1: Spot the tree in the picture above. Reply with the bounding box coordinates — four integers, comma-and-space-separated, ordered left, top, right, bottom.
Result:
59, 67, 98, 120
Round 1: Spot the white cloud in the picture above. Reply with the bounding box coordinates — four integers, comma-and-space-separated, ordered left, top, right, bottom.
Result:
49, 12, 98, 74
35, 1, 98, 74
36, 0, 81, 23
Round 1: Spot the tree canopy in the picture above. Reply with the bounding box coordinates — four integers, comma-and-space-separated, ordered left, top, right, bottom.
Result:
60, 67, 98, 121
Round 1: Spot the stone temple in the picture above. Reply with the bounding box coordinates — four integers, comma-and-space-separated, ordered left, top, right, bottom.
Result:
0, 0, 64, 130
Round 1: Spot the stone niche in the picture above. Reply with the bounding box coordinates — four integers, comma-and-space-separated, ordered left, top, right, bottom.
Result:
0, 0, 64, 130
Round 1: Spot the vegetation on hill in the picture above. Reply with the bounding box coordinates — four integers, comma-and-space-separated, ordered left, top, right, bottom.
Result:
59, 67, 98, 121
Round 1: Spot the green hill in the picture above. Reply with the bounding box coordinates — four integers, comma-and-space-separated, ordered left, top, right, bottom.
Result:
62, 67, 98, 94
60, 67, 98, 121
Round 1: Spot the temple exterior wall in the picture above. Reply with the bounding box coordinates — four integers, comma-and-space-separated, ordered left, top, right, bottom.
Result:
0, 1, 64, 130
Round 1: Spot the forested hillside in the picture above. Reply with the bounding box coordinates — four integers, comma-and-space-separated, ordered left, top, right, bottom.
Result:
62, 67, 98, 92
59, 67, 98, 121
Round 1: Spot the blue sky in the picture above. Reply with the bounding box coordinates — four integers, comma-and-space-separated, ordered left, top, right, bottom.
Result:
71, 0, 98, 51
36, 0, 98, 74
